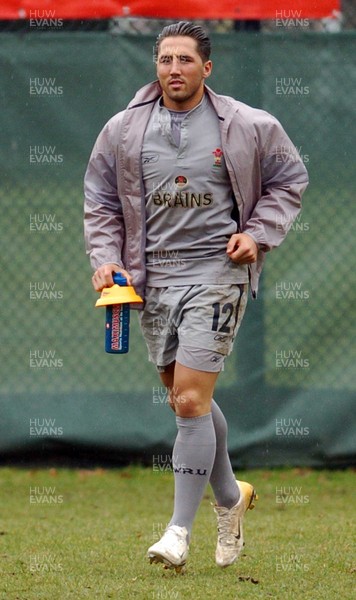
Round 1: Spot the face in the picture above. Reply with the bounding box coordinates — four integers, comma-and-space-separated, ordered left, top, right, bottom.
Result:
156, 35, 212, 111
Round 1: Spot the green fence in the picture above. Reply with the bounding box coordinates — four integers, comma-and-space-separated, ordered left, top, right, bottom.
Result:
0, 32, 355, 467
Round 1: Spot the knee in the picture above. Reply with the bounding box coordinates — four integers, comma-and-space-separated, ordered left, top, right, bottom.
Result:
159, 364, 176, 412
173, 388, 207, 418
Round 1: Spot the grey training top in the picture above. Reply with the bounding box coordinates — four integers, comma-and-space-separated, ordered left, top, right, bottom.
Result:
142, 94, 248, 286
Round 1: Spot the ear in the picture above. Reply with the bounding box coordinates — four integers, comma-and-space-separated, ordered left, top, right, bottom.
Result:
203, 60, 212, 79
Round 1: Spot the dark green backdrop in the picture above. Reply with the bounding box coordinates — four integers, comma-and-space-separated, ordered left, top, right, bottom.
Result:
0, 32, 355, 467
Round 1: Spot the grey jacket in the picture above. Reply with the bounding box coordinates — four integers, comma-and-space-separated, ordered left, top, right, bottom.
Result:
84, 81, 309, 299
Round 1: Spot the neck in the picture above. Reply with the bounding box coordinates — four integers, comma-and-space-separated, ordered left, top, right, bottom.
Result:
162, 89, 205, 112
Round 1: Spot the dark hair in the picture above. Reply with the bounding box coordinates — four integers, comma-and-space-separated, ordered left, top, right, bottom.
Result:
154, 21, 211, 63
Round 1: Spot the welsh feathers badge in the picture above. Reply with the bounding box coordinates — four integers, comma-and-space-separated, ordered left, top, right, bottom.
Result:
212, 148, 223, 167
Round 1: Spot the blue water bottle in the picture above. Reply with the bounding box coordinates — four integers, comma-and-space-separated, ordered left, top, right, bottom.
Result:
105, 273, 130, 353
95, 272, 143, 354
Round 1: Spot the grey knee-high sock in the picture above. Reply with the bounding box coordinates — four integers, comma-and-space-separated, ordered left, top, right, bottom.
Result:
209, 400, 240, 509
169, 413, 216, 539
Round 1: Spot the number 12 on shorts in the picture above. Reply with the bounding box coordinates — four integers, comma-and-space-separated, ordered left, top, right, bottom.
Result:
211, 298, 242, 334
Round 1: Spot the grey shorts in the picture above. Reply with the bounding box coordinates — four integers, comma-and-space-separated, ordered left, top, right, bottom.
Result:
138, 283, 248, 372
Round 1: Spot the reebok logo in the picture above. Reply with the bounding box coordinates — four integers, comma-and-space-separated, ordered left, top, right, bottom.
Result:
142, 153, 159, 164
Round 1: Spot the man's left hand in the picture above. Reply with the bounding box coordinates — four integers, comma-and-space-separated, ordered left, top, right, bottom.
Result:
226, 233, 258, 264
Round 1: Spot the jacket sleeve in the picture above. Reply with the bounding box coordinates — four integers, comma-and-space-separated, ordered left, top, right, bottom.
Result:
84, 120, 125, 270
243, 117, 309, 251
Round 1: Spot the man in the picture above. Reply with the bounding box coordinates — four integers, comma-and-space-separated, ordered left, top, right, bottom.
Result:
84, 22, 308, 572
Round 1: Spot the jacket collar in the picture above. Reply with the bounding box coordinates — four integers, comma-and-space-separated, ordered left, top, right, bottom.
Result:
127, 81, 240, 124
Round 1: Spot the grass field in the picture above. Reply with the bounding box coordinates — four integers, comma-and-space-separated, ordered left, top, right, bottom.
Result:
0, 466, 354, 599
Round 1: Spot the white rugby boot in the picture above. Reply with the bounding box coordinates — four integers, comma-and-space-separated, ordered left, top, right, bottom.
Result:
147, 525, 189, 573
214, 480, 257, 568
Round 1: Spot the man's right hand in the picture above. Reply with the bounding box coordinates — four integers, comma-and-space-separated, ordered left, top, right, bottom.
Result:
92, 263, 133, 292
